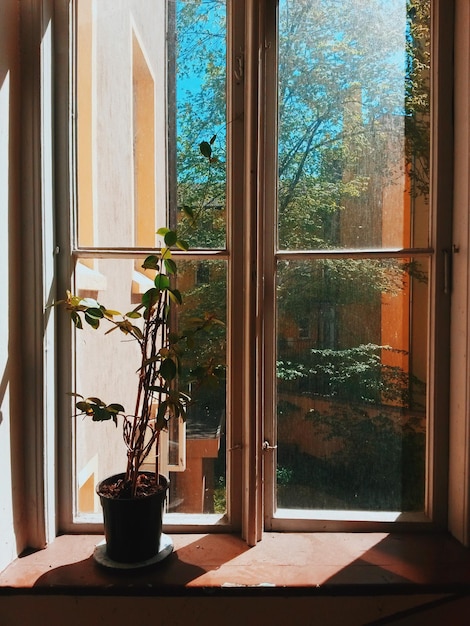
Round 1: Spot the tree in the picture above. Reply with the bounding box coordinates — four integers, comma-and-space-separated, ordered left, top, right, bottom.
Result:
174, 0, 430, 510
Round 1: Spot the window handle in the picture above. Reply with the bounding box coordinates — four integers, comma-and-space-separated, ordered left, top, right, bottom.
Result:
262, 440, 277, 451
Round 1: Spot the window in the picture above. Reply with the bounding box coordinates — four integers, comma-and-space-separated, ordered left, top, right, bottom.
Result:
56, 0, 453, 541
64, 0, 228, 528
266, 0, 435, 528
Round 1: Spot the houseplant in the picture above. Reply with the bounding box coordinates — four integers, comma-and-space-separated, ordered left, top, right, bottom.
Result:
58, 138, 224, 564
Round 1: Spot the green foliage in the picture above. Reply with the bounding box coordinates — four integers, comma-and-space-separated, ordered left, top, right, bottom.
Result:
405, 0, 431, 198
175, 0, 226, 249
278, 342, 425, 409
72, 393, 124, 427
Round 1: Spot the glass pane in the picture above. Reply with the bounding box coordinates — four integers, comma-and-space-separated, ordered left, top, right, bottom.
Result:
74, 258, 227, 517
276, 258, 427, 512
76, 0, 227, 249
174, 0, 227, 249
277, 0, 430, 250
74, 1, 227, 519
76, 0, 168, 248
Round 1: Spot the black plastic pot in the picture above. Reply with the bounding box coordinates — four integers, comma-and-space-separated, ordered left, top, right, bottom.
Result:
97, 472, 169, 564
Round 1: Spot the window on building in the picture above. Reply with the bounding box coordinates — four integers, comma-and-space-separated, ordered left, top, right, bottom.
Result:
59, 0, 451, 537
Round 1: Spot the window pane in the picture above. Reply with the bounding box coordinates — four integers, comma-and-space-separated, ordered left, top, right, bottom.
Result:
76, 0, 168, 248
74, 1, 228, 520
276, 258, 427, 512
277, 0, 430, 251
174, 0, 227, 249
74, 258, 227, 517
76, 0, 227, 250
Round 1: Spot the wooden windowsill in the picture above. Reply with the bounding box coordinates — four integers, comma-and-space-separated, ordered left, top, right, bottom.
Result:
2, 532, 470, 595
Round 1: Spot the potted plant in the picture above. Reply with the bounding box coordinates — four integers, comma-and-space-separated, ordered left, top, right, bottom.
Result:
57, 218, 224, 565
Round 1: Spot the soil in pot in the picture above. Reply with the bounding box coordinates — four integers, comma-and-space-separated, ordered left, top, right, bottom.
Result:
97, 472, 169, 564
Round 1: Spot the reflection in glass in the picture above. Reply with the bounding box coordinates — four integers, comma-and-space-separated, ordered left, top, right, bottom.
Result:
276, 258, 428, 512
277, 0, 430, 250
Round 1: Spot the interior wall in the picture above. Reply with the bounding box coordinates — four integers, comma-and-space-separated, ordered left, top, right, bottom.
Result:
1, 593, 470, 626
0, 0, 25, 573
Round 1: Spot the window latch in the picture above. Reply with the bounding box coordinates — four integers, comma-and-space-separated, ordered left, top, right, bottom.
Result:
234, 53, 244, 83
262, 440, 277, 451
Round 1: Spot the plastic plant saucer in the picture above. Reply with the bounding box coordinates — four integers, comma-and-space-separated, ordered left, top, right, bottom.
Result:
93, 533, 174, 569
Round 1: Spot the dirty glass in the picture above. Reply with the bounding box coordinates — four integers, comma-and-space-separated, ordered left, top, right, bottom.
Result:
275, 0, 430, 513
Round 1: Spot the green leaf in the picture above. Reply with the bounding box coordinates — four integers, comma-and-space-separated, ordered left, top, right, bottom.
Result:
142, 255, 160, 270
168, 288, 183, 305
156, 401, 169, 429
91, 406, 110, 422
156, 227, 170, 237
85, 307, 104, 320
142, 288, 159, 311
160, 357, 177, 382
125, 310, 141, 319
176, 239, 189, 251
107, 403, 125, 413
199, 141, 212, 158
84, 312, 100, 329
154, 273, 170, 291
164, 230, 178, 247
131, 325, 144, 340
164, 258, 177, 275
103, 309, 121, 318
87, 396, 104, 405
71, 310, 82, 329
76, 401, 92, 413
209, 134, 217, 145
115, 320, 131, 335
160, 249, 173, 266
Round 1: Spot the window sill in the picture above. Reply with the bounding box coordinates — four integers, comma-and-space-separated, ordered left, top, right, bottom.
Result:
1, 532, 470, 596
